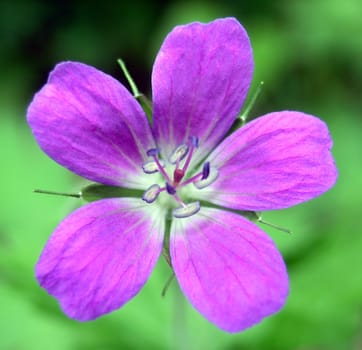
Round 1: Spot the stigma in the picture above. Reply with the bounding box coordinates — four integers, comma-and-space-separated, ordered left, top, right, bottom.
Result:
141, 136, 218, 218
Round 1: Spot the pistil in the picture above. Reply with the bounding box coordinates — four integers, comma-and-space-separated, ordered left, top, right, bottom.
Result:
173, 168, 185, 185
142, 137, 217, 218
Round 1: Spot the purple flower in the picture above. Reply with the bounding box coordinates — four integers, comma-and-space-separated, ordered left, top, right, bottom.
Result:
27, 18, 337, 332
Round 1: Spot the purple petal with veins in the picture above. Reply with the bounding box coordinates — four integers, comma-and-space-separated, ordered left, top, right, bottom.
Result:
152, 18, 253, 164
27, 62, 155, 188
196, 111, 337, 211
36, 198, 164, 321
170, 207, 288, 332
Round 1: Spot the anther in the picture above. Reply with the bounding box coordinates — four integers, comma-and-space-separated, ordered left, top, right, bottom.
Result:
169, 144, 189, 164
201, 162, 210, 180
146, 148, 160, 157
189, 136, 199, 148
166, 183, 176, 195
142, 160, 165, 174
194, 166, 219, 189
146, 148, 172, 183
142, 184, 161, 203
173, 201, 200, 218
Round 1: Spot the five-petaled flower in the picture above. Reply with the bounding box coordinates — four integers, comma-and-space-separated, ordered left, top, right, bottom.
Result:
27, 17, 337, 332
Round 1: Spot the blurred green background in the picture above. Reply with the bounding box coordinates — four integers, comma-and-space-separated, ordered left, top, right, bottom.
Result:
1, 0, 361, 349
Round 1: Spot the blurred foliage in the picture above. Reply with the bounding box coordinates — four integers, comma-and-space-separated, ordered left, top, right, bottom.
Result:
1, 0, 361, 349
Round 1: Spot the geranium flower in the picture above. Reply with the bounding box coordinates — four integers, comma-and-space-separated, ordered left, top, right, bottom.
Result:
27, 17, 337, 332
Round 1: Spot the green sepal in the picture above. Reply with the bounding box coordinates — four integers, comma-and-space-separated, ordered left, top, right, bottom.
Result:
199, 199, 259, 222
137, 93, 153, 124
226, 80, 265, 136
199, 201, 291, 233
81, 183, 144, 202
117, 58, 153, 124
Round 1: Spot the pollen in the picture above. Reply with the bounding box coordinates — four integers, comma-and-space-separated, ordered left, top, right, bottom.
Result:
173, 201, 200, 218
142, 184, 161, 203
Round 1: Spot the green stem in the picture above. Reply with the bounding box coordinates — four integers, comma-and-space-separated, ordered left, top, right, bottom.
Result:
173, 284, 189, 350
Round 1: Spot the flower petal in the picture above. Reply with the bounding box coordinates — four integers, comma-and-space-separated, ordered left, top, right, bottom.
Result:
152, 17, 253, 163
195, 111, 338, 211
36, 198, 164, 321
170, 208, 288, 332
27, 62, 155, 188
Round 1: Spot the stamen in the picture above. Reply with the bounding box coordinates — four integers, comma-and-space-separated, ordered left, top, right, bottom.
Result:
172, 193, 187, 208
142, 160, 165, 174
143, 139, 218, 214
194, 166, 219, 189
169, 144, 189, 164
142, 184, 161, 203
173, 201, 200, 218
189, 135, 199, 148
166, 183, 176, 195
179, 173, 202, 187
182, 136, 198, 172
146, 148, 159, 157
201, 162, 210, 180
146, 148, 172, 183
179, 161, 211, 187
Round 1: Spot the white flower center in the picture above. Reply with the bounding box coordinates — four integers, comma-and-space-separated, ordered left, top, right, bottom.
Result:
141, 136, 218, 218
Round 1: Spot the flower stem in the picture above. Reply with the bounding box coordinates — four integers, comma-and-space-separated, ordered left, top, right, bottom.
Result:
173, 284, 189, 350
